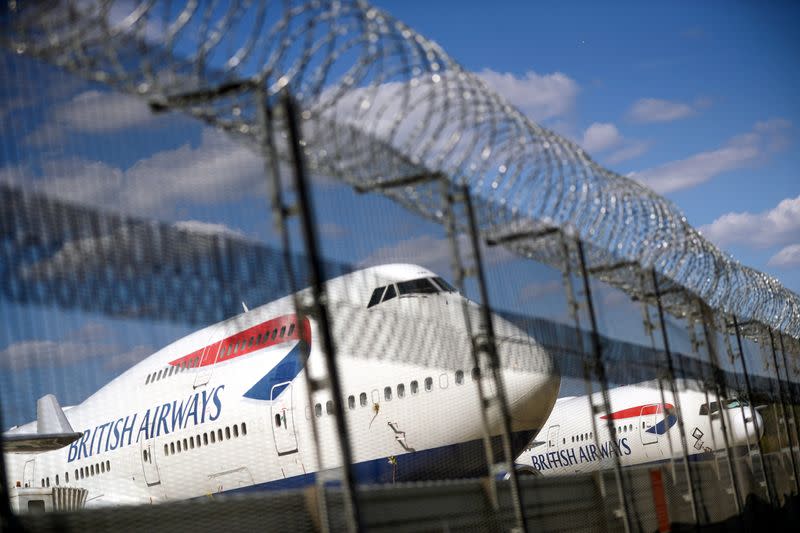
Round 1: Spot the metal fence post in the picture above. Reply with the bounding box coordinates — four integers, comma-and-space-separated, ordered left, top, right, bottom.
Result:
768, 328, 800, 494
731, 316, 773, 505
442, 182, 528, 532
575, 240, 632, 533
257, 87, 362, 532
697, 303, 742, 513
651, 270, 700, 524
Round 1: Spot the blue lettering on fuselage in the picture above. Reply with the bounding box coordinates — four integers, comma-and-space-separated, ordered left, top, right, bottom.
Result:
530, 437, 632, 471
67, 385, 225, 463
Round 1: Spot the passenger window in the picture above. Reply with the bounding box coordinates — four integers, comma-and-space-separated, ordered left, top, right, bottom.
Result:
169, 366, 174, 376
242, 423, 247, 436
368, 287, 386, 308
233, 425, 239, 438
203, 433, 208, 445
272, 328, 278, 340
315, 404, 322, 417
326, 400, 334, 414
275, 413, 282, 427
145, 374, 151, 385
455, 370, 464, 385
106, 460, 110, 472
257, 334, 262, 345
288, 324, 296, 336
157, 370, 163, 381
177, 440, 182, 452
397, 384, 405, 399
439, 374, 448, 389
164, 444, 169, 456
425, 377, 433, 391
384, 386, 392, 401
360, 392, 368, 407
471, 367, 480, 381
210, 432, 216, 444
184, 438, 188, 450
218, 429, 223, 441
225, 427, 231, 440
190, 438, 195, 449
348, 395, 356, 410
280, 326, 286, 337
248, 336, 254, 347
410, 380, 419, 394
383, 285, 397, 302
171, 442, 175, 454
66, 472, 69, 483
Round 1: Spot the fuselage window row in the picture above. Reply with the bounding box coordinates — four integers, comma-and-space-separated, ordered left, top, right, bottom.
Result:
163, 422, 247, 457
307, 368, 473, 420
44, 460, 111, 487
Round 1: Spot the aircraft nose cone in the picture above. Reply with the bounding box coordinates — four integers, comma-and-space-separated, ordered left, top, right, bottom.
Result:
733, 407, 763, 445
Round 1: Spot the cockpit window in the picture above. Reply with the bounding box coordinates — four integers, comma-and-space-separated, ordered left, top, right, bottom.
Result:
432, 277, 457, 292
383, 284, 397, 302
724, 399, 748, 409
699, 402, 720, 416
367, 287, 385, 308
397, 278, 440, 295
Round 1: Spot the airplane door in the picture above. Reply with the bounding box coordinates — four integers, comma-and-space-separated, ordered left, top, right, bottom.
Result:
547, 425, 560, 449
140, 439, 162, 486
640, 404, 659, 446
194, 335, 223, 389
271, 381, 298, 455
23, 459, 35, 488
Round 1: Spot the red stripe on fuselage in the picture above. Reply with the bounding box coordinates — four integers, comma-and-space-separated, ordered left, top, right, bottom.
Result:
169, 314, 310, 369
600, 403, 674, 420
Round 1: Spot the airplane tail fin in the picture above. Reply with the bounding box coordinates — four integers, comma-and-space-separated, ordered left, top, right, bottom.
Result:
2, 394, 82, 453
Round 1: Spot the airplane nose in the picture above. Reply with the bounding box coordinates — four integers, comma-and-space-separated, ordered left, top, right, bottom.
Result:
753, 410, 765, 440
734, 406, 764, 445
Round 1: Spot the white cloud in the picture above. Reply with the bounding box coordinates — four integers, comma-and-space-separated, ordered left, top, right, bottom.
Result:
582, 123, 622, 153
5, 128, 268, 217
628, 98, 694, 123
631, 119, 791, 194
580, 123, 649, 165
57, 90, 165, 133
478, 69, 579, 121
768, 244, 800, 268
700, 194, 800, 249
24, 90, 173, 147
173, 220, 245, 239
358, 234, 515, 275
605, 140, 651, 165
0, 322, 152, 371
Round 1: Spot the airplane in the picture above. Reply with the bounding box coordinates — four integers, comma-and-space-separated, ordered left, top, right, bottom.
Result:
515, 380, 764, 476
4, 263, 560, 509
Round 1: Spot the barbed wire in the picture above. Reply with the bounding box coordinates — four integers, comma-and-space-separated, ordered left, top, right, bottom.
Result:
4, 0, 799, 340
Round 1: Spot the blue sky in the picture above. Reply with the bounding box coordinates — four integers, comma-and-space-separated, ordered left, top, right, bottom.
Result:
371, 0, 800, 289
1, 1, 798, 425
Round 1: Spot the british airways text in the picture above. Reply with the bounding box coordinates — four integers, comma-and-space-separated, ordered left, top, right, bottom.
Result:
67, 385, 224, 463
529, 437, 632, 471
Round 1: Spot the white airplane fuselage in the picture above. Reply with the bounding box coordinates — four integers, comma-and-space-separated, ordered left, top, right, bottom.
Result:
5, 264, 560, 506
516, 381, 763, 476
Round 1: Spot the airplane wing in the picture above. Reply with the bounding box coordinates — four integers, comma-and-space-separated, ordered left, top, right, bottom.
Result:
2, 431, 83, 453
2, 394, 82, 453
